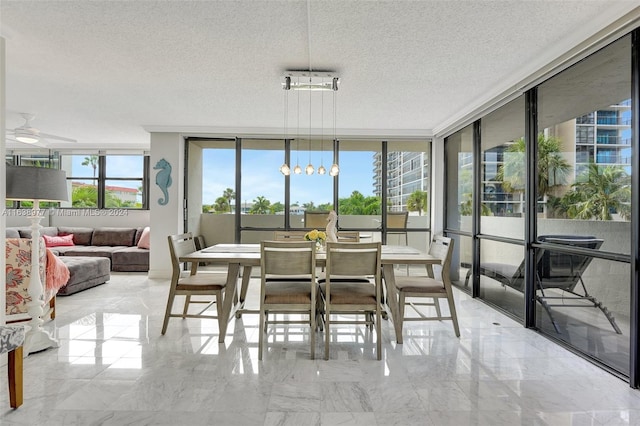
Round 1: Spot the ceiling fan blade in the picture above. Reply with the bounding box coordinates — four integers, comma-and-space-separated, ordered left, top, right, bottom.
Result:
6, 136, 47, 148
38, 132, 77, 143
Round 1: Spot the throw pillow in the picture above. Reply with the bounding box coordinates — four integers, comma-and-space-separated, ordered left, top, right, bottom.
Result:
43, 234, 75, 247
137, 227, 150, 249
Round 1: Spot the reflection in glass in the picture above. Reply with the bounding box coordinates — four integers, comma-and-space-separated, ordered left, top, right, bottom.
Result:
445, 125, 473, 232
480, 96, 525, 237
537, 34, 631, 376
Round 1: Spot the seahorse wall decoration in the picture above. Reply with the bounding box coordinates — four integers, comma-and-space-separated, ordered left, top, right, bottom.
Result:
154, 158, 172, 206
326, 210, 338, 243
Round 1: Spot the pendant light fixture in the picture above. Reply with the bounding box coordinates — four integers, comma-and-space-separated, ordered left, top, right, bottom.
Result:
279, 76, 291, 176
329, 77, 340, 177
317, 78, 326, 175
305, 77, 314, 175
279, 71, 339, 176
293, 78, 302, 175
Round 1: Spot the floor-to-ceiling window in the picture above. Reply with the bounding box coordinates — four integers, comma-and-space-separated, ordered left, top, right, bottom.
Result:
190, 137, 431, 250
478, 96, 526, 320
443, 30, 637, 382
536, 34, 632, 375
444, 124, 474, 290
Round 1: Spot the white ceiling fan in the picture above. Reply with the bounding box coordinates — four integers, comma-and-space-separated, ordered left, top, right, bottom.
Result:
6, 112, 77, 146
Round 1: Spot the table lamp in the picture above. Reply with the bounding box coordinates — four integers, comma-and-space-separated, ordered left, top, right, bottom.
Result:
6, 166, 68, 354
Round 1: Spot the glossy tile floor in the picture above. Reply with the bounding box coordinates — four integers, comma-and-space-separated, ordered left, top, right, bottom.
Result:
2, 271, 640, 425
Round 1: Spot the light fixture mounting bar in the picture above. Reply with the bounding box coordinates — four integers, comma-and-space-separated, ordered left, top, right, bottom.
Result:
283, 70, 339, 91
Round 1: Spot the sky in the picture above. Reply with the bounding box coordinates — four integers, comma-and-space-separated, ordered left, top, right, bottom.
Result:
66, 151, 376, 207
69, 155, 144, 202
202, 149, 376, 206
69, 155, 144, 179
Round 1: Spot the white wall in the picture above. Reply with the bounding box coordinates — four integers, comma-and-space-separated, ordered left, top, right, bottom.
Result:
187, 144, 203, 237
148, 133, 185, 278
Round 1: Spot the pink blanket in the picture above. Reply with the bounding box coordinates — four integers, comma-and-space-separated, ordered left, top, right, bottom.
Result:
45, 249, 70, 291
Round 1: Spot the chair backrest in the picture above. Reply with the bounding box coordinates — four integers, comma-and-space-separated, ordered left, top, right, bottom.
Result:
337, 231, 360, 242
261, 240, 316, 279
325, 242, 381, 279
537, 235, 603, 291
167, 233, 197, 275
304, 211, 330, 229
387, 211, 408, 228
428, 235, 454, 284
273, 230, 307, 241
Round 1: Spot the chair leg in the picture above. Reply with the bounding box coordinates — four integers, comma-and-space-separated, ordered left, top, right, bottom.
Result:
50, 297, 56, 320
8, 346, 23, 408
258, 309, 265, 360
310, 293, 316, 359
398, 291, 406, 338
375, 306, 382, 361
161, 287, 178, 335
434, 297, 442, 318
182, 295, 191, 318
324, 306, 330, 360
446, 291, 461, 338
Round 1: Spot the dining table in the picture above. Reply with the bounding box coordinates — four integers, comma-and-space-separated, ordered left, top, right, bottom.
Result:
179, 243, 441, 343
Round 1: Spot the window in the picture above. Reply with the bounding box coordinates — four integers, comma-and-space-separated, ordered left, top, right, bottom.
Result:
62, 154, 148, 209
576, 125, 594, 144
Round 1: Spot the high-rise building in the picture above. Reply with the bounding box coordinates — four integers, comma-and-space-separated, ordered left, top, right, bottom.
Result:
373, 151, 430, 212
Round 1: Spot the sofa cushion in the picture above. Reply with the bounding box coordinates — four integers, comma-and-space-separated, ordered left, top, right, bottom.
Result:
134, 227, 145, 246
5, 228, 20, 238
137, 227, 150, 249
57, 226, 94, 246
43, 234, 75, 247
112, 247, 150, 272
18, 226, 58, 239
58, 245, 126, 258
91, 228, 136, 246
57, 256, 110, 296
42, 234, 75, 247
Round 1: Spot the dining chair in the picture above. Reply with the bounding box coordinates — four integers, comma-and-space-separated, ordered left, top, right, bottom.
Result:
387, 211, 408, 245
321, 241, 383, 360
304, 211, 330, 229
259, 240, 318, 360
161, 233, 229, 335
386, 235, 460, 340
337, 231, 360, 242
273, 230, 307, 241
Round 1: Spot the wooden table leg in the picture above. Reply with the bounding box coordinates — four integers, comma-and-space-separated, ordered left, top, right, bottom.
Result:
236, 266, 253, 318
8, 346, 23, 408
382, 264, 403, 344
218, 263, 241, 343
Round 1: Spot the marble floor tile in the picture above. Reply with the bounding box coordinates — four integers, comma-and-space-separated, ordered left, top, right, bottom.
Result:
1, 272, 639, 426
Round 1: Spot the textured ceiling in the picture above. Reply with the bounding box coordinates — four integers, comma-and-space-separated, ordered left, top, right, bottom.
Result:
1, 1, 638, 150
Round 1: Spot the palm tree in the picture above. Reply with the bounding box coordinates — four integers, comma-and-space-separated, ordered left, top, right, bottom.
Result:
214, 196, 229, 213
250, 196, 271, 214
270, 202, 284, 214
566, 164, 631, 220
496, 134, 572, 198
406, 190, 428, 216
72, 185, 98, 207
81, 155, 99, 178
223, 188, 235, 213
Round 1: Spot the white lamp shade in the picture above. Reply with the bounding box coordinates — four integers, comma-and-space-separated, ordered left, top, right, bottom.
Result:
6, 166, 69, 202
